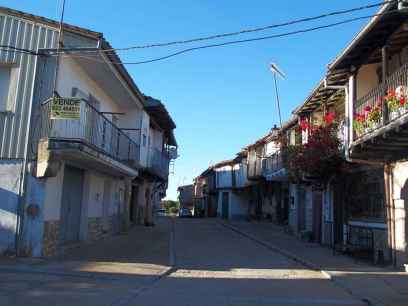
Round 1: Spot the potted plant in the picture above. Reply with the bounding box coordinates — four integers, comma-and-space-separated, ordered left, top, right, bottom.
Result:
366, 105, 382, 130
353, 113, 365, 137
384, 89, 401, 120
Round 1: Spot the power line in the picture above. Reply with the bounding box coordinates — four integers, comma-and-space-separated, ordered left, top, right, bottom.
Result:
53, 10, 399, 66
62, 0, 394, 53
0, 5, 399, 65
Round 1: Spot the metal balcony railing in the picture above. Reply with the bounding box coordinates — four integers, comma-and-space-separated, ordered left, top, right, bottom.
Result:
148, 147, 170, 179
37, 97, 140, 167
354, 62, 408, 140
262, 151, 284, 177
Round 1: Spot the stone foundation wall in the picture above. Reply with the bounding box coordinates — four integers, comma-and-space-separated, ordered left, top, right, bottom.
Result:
42, 221, 60, 257
88, 217, 104, 241
88, 216, 119, 241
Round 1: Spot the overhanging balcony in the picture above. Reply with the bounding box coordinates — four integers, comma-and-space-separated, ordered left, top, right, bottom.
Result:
147, 147, 170, 180
351, 63, 408, 161
36, 97, 140, 176
262, 151, 287, 181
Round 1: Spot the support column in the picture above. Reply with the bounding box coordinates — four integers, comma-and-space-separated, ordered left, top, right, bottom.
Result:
347, 71, 356, 145
382, 45, 389, 123
384, 164, 395, 265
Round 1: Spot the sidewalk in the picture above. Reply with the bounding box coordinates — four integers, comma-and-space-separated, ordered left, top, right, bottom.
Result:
221, 220, 408, 306
0, 217, 173, 306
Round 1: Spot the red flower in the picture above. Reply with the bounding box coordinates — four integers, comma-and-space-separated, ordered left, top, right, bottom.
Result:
324, 112, 335, 124
364, 105, 372, 113
355, 113, 365, 123
299, 118, 309, 131
399, 97, 406, 106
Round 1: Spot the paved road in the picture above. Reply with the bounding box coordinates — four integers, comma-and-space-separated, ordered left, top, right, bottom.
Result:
0, 218, 367, 306
132, 218, 366, 306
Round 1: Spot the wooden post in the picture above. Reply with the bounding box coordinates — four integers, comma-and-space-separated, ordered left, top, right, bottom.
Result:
382, 46, 389, 123
348, 72, 356, 144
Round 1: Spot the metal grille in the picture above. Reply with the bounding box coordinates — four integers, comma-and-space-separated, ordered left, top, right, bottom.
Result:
37, 98, 140, 167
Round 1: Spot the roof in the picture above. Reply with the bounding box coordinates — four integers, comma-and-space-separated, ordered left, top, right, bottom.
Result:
177, 184, 193, 190
327, 1, 408, 84
243, 128, 279, 150
293, 78, 344, 114
281, 116, 298, 131
144, 96, 177, 147
0, 6, 146, 106
0, 6, 102, 39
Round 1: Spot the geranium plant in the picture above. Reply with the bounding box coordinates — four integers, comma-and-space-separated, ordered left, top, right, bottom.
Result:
384, 89, 400, 113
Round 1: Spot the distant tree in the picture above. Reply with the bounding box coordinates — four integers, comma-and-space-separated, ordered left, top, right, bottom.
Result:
162, 200, 179, 214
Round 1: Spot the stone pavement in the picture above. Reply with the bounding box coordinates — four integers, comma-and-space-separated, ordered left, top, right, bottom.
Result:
0, 217, 172, 306
221, 220, 408, 306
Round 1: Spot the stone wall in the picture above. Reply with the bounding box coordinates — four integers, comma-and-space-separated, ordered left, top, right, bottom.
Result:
42, 221, 60, 257
88, 217, 104, 241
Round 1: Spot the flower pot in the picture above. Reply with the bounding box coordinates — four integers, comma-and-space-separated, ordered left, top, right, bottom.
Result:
370, 121, 382, 130
390, 111, 400, 121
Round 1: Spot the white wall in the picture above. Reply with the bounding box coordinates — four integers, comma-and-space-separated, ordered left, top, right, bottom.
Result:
139, 110, 150, 167
0, 160, 23, 253
356, 63, 380, 100
215, 165, 233, 189
57, 57, 120, 114
264, 140, 279, 156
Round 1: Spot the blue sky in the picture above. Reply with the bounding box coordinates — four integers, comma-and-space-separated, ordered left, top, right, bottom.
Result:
2, 0, 379, 199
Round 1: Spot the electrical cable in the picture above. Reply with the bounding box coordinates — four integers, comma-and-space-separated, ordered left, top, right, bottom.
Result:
51, 10, 400, 66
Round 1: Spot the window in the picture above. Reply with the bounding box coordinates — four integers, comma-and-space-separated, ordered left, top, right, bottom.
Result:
0, 65, 17, 112
348, 170, 385, 221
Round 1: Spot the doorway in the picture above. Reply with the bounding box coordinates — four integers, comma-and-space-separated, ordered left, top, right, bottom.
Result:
313, 191, 323, 243
129, 185, 139, 223
102, 178, 112, 232
60, 166, 84, 244
222, 192, 229, 219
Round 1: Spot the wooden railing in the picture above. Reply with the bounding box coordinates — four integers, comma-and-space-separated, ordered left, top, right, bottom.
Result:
354, 62, 408, 140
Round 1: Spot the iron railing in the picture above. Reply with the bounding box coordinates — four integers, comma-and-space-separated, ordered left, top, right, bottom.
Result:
262, 151, 284, 177
354, 62, 408, 140
37, 97, 140, 167
148, 147, 170, 179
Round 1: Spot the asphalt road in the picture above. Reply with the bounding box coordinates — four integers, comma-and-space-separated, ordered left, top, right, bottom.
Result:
132, 218, 366, 306
0, 217, 367, 306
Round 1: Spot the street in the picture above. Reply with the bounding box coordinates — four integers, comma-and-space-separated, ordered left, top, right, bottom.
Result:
0, 217, 368, 306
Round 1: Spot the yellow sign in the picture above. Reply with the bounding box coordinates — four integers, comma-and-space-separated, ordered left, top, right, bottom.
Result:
50, 97, 81, 120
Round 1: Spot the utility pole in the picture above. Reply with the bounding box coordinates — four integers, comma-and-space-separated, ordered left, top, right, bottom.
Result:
270, 63, 285, 128
52, 0, 66, 96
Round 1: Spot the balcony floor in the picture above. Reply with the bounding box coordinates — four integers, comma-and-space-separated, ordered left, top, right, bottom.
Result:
350, 112, 408, 162
46, 138, 139, 177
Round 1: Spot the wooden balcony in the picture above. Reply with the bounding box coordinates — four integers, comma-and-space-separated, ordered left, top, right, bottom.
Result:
350, 63, 408, 161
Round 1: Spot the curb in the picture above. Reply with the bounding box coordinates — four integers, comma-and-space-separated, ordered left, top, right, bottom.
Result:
218, 220, 382, 306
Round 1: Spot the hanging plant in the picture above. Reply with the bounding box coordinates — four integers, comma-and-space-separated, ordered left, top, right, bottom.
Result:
282, 113, 343, 182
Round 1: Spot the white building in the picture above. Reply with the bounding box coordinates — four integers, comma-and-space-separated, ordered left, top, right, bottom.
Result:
0, 7, 177, 257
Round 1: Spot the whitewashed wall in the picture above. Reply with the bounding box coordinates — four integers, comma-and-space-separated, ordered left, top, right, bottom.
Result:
215, 165, 233, 189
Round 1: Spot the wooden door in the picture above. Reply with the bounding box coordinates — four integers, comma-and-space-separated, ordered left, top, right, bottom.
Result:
60, 166, 84, 244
